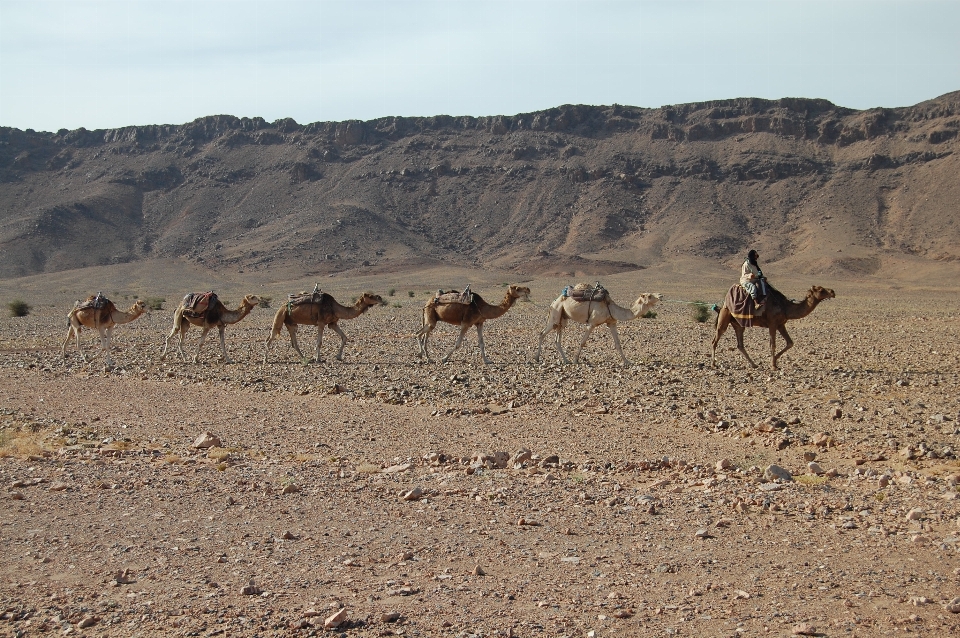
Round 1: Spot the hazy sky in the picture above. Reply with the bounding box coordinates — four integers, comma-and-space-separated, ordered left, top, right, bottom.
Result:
1, 0, 958, 132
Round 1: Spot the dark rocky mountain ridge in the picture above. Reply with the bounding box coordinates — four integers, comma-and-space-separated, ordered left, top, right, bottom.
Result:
1, 92, 958, 280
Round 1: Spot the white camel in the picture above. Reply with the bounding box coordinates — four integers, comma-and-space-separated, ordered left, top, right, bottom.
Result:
535, 291, 662, 365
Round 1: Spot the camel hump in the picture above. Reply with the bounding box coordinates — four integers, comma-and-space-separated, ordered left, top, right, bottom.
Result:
434, 288, 474, 305
76, 293, 111, 311
565, 282, 608, 302
182, 291, 217, 314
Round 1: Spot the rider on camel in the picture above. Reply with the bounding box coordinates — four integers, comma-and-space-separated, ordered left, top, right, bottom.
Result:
740, 249, 766, 315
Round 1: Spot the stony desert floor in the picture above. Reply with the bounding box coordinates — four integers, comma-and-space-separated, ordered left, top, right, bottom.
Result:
1, 268, 959, 637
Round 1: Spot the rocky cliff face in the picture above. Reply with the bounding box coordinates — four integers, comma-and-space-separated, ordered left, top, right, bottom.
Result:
1, 92, 958, 279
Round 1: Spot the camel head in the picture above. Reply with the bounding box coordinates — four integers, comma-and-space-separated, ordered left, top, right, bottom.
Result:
809, 286, 836, 303
241, 294, 262, 309
631, 292, 663, 315
359, 292, 384, 308
130, 300, 148, 316
507, 285, 531, 302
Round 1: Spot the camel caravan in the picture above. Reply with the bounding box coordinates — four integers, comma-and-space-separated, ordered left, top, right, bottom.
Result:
58, 266, 834, 369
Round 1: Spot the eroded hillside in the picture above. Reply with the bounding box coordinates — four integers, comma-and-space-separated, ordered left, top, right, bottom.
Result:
1, 92, 958, 279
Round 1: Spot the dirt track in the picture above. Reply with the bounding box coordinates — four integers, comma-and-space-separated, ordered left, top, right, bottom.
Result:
1, 276, 959, 636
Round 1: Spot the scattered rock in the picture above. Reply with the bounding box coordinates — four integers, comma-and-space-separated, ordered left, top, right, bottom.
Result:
324, 608, 347, 629
763, 465, 793, 482
192, 431, 221, 449
240, 580, 262, 596
401, 486, 424, 501
792, 622, 817, 635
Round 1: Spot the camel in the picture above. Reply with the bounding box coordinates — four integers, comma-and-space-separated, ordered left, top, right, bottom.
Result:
264, 291, 383, 363
712, 283, 835, 369
161, 293, 261, 363
535, 290, 663, 365
416, 285, 531, 364
61, 295, 147, 367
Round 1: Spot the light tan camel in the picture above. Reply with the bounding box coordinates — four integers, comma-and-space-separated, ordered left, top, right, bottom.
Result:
535, 291, 663, 365
264, 292, 383, 363
61, 296, 147, 367
712, 283, 835, 369
161, 294, 261, 363
416, 285, 531, 364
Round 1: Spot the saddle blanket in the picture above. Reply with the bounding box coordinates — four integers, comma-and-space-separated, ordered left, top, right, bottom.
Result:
725, 284, 761, 327
434, 289, 474, 305
182, 291, 217, 315
563, 282, 608, 303
287, 290, 324, 306
76, 293, 109, 311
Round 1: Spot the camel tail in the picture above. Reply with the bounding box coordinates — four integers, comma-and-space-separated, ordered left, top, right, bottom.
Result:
271, 306, 290, 334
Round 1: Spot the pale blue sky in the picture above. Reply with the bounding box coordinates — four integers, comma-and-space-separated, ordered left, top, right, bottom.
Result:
1, 0, 958, 132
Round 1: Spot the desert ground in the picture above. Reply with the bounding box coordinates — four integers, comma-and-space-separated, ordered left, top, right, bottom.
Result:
1, 259, 959, 637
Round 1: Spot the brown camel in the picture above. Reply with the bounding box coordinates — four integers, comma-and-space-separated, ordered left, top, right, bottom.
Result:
535, 291, 663, 366
264, 291, 383, 363
416, 285, 531, 364
161, 293, 261, 363
61, 295, 147, 367
712, 284, 835, 369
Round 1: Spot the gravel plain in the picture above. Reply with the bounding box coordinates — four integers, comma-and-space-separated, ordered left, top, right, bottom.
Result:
1, 273, 959, 637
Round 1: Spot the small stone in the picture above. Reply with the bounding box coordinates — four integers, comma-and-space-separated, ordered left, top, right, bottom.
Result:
48, 481, 69, 492
694, 528, 712, 539
807, 462, 825, 475
398, 551, 414, 561
240, 580, 262, 596
77, 615, 98, 629
906, 508, 923, 521
611, 608, 633, 618
792, 622, 817, 635
539, 455, 560, 468
763, 464, 793, 482
401, 486, 424, 501
290, 619, 311, 629
9, 492, 24, 500
324, 608, 347, 629
830, 408, 842, 420
803, 451, 817, 462
509, 448, 532, 465
714, 518, 733, 528
878, 476, 890, 488
113, 569, 135, 585
812, 432, 832, 448
472, 564, 486, 576
382, 611, 401, 622
716, 458, 733, 471
734, 590, 750, 599
944, 597, 960, 613
382, 463, 412, 474
281, 531, 297, 540
281, 484, 300, 494
192, 431, 221, 449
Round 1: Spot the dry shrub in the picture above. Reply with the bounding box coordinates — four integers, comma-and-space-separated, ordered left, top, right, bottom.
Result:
795, 474, 829, 486
0, 429, 49, 458
357, 462, 381, 474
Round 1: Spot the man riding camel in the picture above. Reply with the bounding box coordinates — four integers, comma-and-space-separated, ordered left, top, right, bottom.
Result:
740, 249, 766, 315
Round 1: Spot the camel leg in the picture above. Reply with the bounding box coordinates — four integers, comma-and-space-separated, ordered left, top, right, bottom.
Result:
331, 323, 349, 362
62, 325, 80, 360
314, 324, 326, 362
553, 322, 571, 364
282, 323, 306, 361
608, 323, 631, 366
711, 312, 728, 367
101, 327, 113, 367
732, 323, 758, 369
573, 325, 598, 364
193, 326, 212, 363
772, 324, 794, 369
417, 321, 435, 362
217, 326, 232, 364
535, 310, 559, 362
264, 327, 279, 364
162, 313, 187, 361
441, 324, 470, 363
475, 323, 492, 365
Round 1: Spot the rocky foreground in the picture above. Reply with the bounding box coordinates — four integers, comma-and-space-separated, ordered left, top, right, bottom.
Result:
1, 283, 959, 637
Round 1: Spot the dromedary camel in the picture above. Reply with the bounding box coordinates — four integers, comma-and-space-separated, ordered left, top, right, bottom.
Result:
416, 285, 531, 364
161, 293, 261, 363
535, 290, 663, 365
264, 291, 383, 363
712, 284, 835, 369
61, 295, 147, 367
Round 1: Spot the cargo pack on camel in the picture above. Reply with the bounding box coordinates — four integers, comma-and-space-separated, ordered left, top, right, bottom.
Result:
562, 282, 609, 303
433, 285, 474, 306
286, 284, 324, 308
181, 292, 218, 318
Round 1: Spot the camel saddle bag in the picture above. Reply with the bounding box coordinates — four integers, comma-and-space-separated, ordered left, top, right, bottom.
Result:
287, 289, 324, 306
434, 289, 474, 306
76, 293, 109, 311
182, 291, 217, 316
564, 282, 608, 303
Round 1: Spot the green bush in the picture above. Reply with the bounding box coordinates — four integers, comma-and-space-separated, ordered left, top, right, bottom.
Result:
408, 291, 415, 298
8, 300, 31, 317
641, 310, 657, 319
259, 296, 272, 309
691, 301, 710, 323
144, 297, 165, 311
391, 302, 402, 308
388, 288, 396, 297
